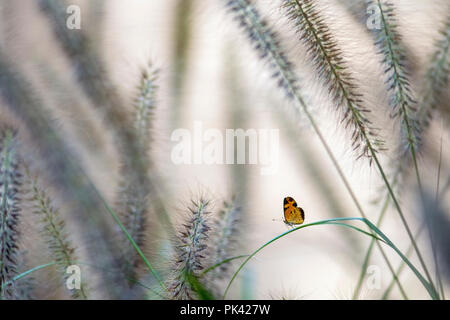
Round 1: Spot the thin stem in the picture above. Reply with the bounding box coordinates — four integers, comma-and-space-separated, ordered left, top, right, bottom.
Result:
94, 184, 166, 291
223, 218, 371, 299
376, 237, 409, 299
227, 0, 404, 296
436, 127, 443, 204
223, 217, 436, 299
382, 225, 425, 300
353, 192, 389, 299
368, 138, 435, 295
298, 92, 407, 298
374, 0, 436, 293
201, 255, 249, 277
352, 178, 408, 300
2, 260, 166, 299
285, 2, 416, 297
432, 128, 445, 299
73, 162, 166, 291
291, 1, 434, 290
1, 262, 57, 290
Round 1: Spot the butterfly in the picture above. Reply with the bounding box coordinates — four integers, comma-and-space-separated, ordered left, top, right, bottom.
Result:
283, 197, 305, 226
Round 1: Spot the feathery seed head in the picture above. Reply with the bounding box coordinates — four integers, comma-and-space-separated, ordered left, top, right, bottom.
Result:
27, 173, 87, 299
169, 198, 211, 300
211, 200, 241, 278
226, 0, 300, 99
134, 64, 158, 152
283, 0, 385, 160
418, 15, 450, 133
115, 63, 159, 285
367, 0, 421, 153
0, 128, 22, 299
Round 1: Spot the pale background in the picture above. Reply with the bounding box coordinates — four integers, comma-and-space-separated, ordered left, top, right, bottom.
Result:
0, 0, 449, 299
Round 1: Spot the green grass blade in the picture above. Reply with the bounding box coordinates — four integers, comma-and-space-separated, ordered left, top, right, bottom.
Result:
1, 262, 57, 290
71, 162, 167, 291
72, 261, 166, 299
201, 255, 249, 277
325, 222, 385, 242
352, 188, 409, 300
382, 225, 425, 300
223, 217, 438, 300
433, 129, 445, 299
223, 218, 368, 299
2, 260, 166, 299
356, 219, 438, 300
94, 191, 166, 291
352, 193, 391, 299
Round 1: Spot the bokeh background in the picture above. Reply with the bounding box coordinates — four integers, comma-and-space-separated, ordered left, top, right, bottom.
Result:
0, 0, 449, 299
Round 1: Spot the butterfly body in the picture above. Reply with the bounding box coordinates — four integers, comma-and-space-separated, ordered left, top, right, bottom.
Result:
283, 197, 305, 226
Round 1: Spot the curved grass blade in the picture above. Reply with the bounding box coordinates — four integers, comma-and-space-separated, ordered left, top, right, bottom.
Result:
72, 261, 166, 299
362, 219, 438, 299
1, 262, 57, 290
382, 225, 425, 300
325, 222, 385, 241
201, 255, 249, 277
223, 217, 438, 300
223, 1, 400, 295
71, 162, 166, 291
223, 218, 379, 299
96, 195, 166, 291
1, 260, 166, 299
352, 191, 408, 300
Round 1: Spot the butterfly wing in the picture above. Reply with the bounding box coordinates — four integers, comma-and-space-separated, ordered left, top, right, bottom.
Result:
283, 197, 295, 222
294, 207, 305, 224
283, 197, 305, 225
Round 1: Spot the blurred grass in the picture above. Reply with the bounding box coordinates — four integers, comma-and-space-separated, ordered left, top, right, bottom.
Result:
0, 0, 447, 300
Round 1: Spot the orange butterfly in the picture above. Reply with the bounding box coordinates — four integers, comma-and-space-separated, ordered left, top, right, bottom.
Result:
283, 197, 305, 226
